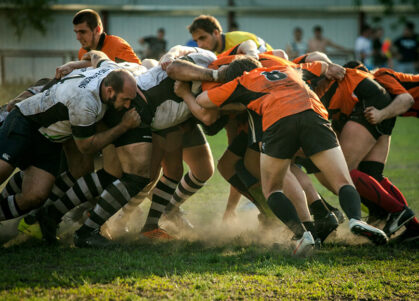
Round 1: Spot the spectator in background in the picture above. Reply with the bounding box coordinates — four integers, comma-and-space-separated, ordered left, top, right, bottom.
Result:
308, 25, 349, 54
393, 21, 419, 74
139, 28, 167, 60
355, 24, 373, 69
286, 27, 308, 60
372, 26, 392, 69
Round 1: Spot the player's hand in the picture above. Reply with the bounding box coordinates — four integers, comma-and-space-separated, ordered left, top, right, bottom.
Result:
174, 80, 191, 98
325, 63, 346, 81
121, 108, 141, 129
159, 53, 176, 70
364, 106, 384, 124
55, 62, 75, 79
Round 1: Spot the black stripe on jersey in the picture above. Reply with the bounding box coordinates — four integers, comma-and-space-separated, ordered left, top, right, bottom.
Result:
229, 44, 240, 55
320, 81, 339, 110
302, 69, 318, 82
221, 81, 268, 107
26, 102, 69, 127
71, 124, 97, 139
379, 71, 419, 91
97, 33, 106, 50
140, 76, 183, 112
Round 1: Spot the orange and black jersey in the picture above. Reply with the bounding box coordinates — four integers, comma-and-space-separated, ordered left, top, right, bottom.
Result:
207, 64, 328, 131
314, 68, 374, 122
202, 48, 321, 92
78, 33, 141, 64
373, 68, 419, 118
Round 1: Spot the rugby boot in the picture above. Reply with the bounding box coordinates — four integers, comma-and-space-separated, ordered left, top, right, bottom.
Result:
315, 212, 339, 243
391, 228, 419, 245
162, 207, 194, 231
140, 228, 175, 240
383, 207, 415, 237
74, 228, 113, 248
349, 218, 388, 245
37, 206, 61, 243
292, 231, 315, 257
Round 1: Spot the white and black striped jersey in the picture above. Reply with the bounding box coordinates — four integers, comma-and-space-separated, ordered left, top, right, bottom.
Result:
136, 48, 216, 130
16, 60, 145, 143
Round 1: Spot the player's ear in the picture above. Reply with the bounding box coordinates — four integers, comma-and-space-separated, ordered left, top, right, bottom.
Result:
94, 25, 101, 34
213, 29, 221, 37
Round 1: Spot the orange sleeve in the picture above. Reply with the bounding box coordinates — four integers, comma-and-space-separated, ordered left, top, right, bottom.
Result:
374, 74, 408, 96
113, 40, 141, 64
78, 48, 86, 60
202, 81, 222, 91
293, 54, 308, 64
207, 79, 240, 107
298, 62, 323, 77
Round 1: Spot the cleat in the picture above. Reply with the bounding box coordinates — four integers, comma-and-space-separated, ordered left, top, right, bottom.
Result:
140, 228, 174, 240
391, 228, 419, 245
331, 208, 345, 224
383, 207, 415, 237
349, 218, 388, 245
315, 212, 339, 243
38, 207, 60, 243
17, 218, 42, 240
162, 207, 194, 231
74, 228, 113, 248
292, 231, 315, 257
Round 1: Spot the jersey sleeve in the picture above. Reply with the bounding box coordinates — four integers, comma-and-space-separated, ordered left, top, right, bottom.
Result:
296, 61, 323, 81
69, 96, 100, 139
374, 73, 408, 96
114, 42, 141, 64
207, 79, 240, 107
293, 54, 308, 64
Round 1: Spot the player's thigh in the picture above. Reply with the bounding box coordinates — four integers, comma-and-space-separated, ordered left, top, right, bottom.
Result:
363, 135, 391, 164
309, 146, 353, 194
116, 142, 152, 178
18, 165, 56, 210
260, 153, 291, 198
63, 138, 94, 178
183, 143, 214, 181
339, 121, 376, 170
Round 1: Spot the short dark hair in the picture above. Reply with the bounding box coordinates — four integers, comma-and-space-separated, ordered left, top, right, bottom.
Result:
223, 55, 262, 82
102, 69, 130, 94
406, 21, 415, 31
188, 15, 223, 34
158, 28, 165, 34
313, 25, 322, 33
73, 9, 102, 31
343, 60, 368, 72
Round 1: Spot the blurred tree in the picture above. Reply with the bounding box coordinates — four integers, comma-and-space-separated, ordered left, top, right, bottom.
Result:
2, 0, 57, 39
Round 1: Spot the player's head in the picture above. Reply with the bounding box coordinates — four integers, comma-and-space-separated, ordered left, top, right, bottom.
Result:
313, 25, 323, 38
343, 60, 369, 72
102, 70, 137, 110
188, 15, 223, 52
73, 9, 103, 50
219, 55, 262, 82
404, 21, 415, 36
157, 28, 165, 39
294, 27, 303, 40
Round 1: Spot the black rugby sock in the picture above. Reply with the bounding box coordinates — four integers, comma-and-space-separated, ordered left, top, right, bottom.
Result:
338, 185, 361, 220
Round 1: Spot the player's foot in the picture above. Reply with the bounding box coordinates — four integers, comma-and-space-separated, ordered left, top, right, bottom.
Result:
17, 218, 42, 240
162, 207, 194, 231
315, 212, 339, 243
140, 228, 174, 240
74, 228, 113, 248
292, 231, 315, 257
383, 207, 415, 237
349, 218, 388, 245
391, 228, 419, 245
37, 207, 60, 243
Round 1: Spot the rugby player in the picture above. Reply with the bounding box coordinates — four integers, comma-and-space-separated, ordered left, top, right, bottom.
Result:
174, 55, 389, 256
0, 60, 140, 223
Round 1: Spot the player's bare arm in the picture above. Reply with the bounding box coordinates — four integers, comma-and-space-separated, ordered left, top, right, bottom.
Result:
174, 80, 219, 125
74, 108, 141, 154
364, 93, 414, 124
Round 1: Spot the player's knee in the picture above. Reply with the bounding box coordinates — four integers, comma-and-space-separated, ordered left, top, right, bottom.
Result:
217, 155, 235, 179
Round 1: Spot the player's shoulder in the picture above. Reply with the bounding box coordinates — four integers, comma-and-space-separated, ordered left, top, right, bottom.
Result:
105, 34, 131, 47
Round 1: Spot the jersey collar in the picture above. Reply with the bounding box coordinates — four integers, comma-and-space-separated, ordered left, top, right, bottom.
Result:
96, 32, 107, 51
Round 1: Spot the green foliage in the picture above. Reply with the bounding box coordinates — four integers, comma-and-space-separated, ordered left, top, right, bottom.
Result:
2, 0, 57, 39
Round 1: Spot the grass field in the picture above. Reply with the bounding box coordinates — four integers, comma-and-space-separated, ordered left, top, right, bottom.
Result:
0, 84, 418, 300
